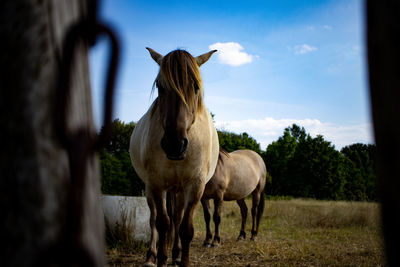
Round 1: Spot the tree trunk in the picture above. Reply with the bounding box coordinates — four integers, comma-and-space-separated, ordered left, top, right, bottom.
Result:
0, 0, 104, 266
367, 1, 400, 265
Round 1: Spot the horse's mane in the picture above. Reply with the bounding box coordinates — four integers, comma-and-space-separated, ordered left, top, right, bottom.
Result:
151, 49, 204, 116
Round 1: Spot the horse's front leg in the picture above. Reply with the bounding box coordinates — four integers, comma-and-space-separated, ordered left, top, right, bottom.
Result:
179, 182, 205, 267
151, 190, 170, 267
201, 198, 213, 247
171, 192, 184, 265
144, 195, 158, 267
236, 198, 248, 240
212, 196, 223, 247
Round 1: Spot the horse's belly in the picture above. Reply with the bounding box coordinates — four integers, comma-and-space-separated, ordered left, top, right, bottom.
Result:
223, 174, 259, 201
223, 187, 254, 201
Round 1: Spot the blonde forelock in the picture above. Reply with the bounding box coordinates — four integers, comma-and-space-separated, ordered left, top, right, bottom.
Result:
154, 50, 204, 114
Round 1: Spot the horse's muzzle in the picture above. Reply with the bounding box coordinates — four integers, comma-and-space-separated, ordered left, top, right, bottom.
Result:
161, 136, 189, 160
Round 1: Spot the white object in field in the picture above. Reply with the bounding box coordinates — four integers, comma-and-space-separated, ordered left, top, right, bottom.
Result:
102, 196, 151, 242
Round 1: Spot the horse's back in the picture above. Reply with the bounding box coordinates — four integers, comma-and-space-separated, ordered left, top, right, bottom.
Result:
223, 150, 266, 200
233, 150, 266, 176
230, 150, 266, 179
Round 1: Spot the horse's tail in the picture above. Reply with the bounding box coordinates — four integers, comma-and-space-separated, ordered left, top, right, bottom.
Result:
258, 187, 265, 218
256, 175, 267, 227
166, 191, 175, 249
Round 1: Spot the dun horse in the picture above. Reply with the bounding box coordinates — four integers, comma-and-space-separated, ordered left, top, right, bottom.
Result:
129, 48, 219, 267
201, 149, 267, 247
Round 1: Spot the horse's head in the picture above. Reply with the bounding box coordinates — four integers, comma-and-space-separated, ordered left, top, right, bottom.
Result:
147, 48, 216, 160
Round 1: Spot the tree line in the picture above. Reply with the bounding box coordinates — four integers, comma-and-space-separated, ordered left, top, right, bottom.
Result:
100, 119, 377, 201
263, 124, 376, 201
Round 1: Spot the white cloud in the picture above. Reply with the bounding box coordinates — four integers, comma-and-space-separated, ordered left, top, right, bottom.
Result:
293, 44, 318, 55
323, 25, 333, 30
209, 42, 255, 66
215, 117, 373, 150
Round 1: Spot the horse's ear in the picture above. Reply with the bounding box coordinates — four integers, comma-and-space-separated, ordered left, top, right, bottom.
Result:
146, 47, 163, 65
196, 50, 217, 67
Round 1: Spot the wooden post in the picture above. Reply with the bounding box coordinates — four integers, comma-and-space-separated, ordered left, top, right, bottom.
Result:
0, 0, 105, 266
367, 1, 400, 265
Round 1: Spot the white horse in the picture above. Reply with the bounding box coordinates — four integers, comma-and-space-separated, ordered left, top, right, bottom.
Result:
129, 48, 219, 267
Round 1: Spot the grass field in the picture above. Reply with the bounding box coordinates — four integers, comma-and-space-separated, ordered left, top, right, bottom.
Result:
106, 198, 385, 266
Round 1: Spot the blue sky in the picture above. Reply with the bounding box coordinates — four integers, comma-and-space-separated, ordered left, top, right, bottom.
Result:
90, 0, 372, 150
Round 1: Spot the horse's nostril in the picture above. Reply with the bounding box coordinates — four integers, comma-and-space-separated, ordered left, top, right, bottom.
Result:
160, 136, 167, 153
161, 135, 188, 160
181, 138, 189, 153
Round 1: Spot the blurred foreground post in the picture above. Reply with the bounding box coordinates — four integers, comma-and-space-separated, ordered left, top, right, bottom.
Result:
0, 0, 104, 266
367, 1, 400, 265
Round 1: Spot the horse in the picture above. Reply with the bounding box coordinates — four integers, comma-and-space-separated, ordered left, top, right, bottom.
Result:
129, 48, 219, 267
201, 149, 267, 247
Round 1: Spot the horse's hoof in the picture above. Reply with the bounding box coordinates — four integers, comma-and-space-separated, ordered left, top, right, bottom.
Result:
211, 242, 221, 247
236, 236, 245, 241
169, 258, 181, 266
203, 242, 212, 248
143, 262, 156, 267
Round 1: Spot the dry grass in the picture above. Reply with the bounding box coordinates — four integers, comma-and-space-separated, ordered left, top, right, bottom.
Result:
105, 209, 147, 252
107, 199, 385, 266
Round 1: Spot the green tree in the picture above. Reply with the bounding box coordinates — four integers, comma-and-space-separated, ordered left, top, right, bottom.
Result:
341, 143, 377, 201
103, 119, 135, 155
100, 150, 132, 195
288, 135, 346, 199
264, 124, 305, 195
98, 118, 377, 201
99, 119, 145, 196
265, 124, 350, 200
218, 130, 262, 154
342, 157, 366, 200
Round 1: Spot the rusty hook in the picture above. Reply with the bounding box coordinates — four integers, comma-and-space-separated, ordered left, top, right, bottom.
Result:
56, 21, 120, 150
52, 0, 120, 265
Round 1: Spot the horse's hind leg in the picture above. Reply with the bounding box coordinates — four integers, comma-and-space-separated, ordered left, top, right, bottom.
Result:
250, 190, 261, 241
251, 188, 265, 241
236, 198, 248, 240
144, 194, 158, 267
201, 198, 213, 247
212, 197, 223, 247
